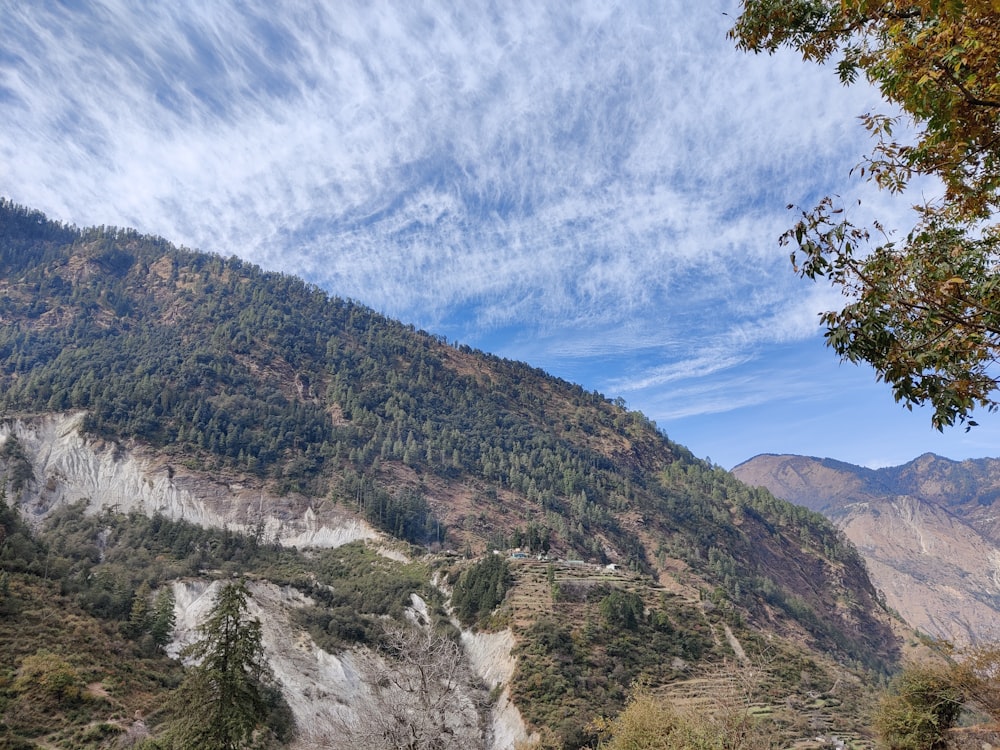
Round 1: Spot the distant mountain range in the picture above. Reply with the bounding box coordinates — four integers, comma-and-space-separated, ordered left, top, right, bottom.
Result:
733, 452, 1000, 645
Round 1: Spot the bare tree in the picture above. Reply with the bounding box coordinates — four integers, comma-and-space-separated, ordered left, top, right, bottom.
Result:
340, 623, 489, 750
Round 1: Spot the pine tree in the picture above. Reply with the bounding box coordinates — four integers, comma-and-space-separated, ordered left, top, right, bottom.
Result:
123, 581, 152, 639
168, 580, 276, 749
150, 586, 176, 649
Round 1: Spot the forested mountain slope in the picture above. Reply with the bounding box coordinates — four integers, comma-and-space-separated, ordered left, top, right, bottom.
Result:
733, 453, 1000, 645
0, 200, 901, 748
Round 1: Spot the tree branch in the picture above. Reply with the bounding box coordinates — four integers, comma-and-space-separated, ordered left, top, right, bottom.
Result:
934, 62, 1000, 109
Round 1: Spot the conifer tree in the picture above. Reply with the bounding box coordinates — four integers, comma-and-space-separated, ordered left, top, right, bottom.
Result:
150, 586, 176, 649
168, 580, 276, 749
123, 581, 152, 639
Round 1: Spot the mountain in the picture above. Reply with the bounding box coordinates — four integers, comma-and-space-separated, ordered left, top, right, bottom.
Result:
0, 200, 902, 748
732, 453, 1000, 646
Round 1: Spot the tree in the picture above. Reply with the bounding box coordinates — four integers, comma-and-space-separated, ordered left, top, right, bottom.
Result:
451, 554, 512, 627
730, 1, 1000, 429
873, 646, 1000, 749
339, 623, 488, 750
123, 581, 152, 640
953, 642, 1000, 723
599, 590, 644, 631
593, 688, 679, 750
166, 580, 282, 750
150, 585, 176, 649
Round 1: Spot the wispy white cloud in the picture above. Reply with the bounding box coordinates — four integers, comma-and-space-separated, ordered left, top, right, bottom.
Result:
1, 0, 934, 449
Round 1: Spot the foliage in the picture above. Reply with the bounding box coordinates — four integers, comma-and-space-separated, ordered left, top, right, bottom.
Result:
873, 662, 964, 750
514, 729, 565, 750
593, 683, 776, 750
598, 589, 644, 631
730, 1, 1000, 428
12, 649, 83, 704
25, 503, 289, 630
871, 642, 1000, 750
291, 541, 439, 649
0, 483, 45, 578
451, 553, 513, 627
0, 569, 185, 749
124, 583, 177, 652
0, 436, 34, 493
163, 580, 290, 749
340, 471, 445, 545
952, 642, 1000, 722
594, 688, 680, 750
150, 586, 177, 649
512, 590, 716, 750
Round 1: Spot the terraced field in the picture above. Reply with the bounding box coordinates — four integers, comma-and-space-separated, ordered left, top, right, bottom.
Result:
502, 556, 878, 749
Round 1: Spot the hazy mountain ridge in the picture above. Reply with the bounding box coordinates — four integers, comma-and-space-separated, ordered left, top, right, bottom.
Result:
733, 453, 1000, 645
0, 201, 903, 747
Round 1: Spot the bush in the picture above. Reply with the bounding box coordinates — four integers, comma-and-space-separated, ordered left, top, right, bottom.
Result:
873, 663, 964, 750
594, 689, 679, 749
593, 685, 775, 750
13, 649, 83, 704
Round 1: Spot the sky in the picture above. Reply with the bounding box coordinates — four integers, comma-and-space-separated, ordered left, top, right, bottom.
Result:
2, 1, 998, 470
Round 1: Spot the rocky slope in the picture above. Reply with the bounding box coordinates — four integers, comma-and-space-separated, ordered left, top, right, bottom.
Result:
1, 411, 533, 749
1, 412, 376, 548
733, 453, 1000, 645
0, 202, 901, 666
169, 580, 529, 750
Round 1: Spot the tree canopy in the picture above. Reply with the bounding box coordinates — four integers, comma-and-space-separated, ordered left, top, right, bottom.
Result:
338, 623, 487, 750
730, 1, 1000, 429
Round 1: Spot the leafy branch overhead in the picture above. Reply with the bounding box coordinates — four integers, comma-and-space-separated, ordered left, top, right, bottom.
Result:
731, 0, 1000, 429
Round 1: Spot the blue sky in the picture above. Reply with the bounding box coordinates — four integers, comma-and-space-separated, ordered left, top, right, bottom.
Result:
2, 1, 997, 469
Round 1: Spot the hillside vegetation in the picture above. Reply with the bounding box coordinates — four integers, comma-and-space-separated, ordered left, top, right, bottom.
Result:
0, 200, 902, 748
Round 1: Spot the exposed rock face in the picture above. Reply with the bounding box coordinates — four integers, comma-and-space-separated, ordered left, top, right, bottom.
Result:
171, 580, 529, 750
0, 412, 376, 548
2, 412, 531, 749
461, 628, 527, 749
733, 453, 1000, 645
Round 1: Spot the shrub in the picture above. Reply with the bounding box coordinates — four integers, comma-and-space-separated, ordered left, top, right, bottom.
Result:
593, 685, 775, 750
13, 650, 83, 704
873, 663, 964, 750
